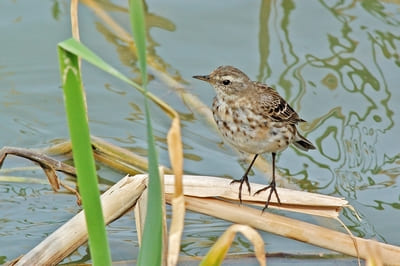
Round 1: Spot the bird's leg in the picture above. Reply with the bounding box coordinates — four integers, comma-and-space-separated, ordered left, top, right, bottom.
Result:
254, 152, 281, 211
230, 154, 259, 203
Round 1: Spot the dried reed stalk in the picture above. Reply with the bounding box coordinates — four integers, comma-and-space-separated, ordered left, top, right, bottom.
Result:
166, 118, 185, 266
161, 174, 346, 218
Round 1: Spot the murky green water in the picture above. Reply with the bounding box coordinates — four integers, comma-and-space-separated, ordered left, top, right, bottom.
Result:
1, 0, 399, 264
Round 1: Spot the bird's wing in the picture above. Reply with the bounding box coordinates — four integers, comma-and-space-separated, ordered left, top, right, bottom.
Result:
255, 83, 304, 124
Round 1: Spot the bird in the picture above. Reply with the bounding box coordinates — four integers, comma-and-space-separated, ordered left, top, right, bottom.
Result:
193, 65, 315, 211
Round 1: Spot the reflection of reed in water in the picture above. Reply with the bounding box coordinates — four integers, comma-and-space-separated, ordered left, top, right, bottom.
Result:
82, 0, 177, 85
256, 0, 398, 200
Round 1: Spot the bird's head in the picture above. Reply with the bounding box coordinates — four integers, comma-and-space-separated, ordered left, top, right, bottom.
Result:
193, 66, 251, 97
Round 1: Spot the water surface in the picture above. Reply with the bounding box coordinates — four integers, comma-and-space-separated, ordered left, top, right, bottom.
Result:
1, 0, 399, 263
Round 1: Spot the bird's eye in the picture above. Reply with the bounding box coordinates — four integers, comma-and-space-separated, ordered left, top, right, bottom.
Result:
222, 80, 231, 85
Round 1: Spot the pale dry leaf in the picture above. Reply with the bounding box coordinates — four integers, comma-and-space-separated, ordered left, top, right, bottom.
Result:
200, 224, 266, 266
166, 117, 185, 266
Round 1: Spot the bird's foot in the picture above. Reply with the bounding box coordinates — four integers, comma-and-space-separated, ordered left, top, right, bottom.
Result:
253, 180, 281, 212
230, 175, 251, 204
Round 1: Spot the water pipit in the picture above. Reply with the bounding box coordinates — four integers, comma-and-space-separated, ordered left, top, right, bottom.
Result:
193, 66, 315, 211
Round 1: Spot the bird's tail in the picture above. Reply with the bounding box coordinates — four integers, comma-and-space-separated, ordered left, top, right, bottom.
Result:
293, 133, 316, 151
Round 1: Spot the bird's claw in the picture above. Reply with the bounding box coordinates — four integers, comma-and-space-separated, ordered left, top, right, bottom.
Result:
230, 175, 251, 203
254, 180, 281, 212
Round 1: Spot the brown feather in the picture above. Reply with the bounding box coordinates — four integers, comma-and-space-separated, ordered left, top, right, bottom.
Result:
254, 83, 303, 124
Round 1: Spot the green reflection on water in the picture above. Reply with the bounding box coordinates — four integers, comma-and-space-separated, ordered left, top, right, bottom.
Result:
256, 0, 398, 194
91, 0, 177, 85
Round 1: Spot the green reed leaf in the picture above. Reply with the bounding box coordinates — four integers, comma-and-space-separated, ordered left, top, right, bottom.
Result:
57, 45, 111, 265
129, 0, 163, 265
58, 39, 144, 94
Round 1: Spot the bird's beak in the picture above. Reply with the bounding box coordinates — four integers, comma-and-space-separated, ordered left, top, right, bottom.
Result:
192, 75, 210, 82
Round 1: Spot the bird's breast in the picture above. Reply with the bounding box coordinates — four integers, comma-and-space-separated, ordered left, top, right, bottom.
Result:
212, 98, 296, 154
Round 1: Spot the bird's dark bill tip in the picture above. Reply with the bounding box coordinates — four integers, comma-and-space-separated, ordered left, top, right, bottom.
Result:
192, 75, 210, 81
